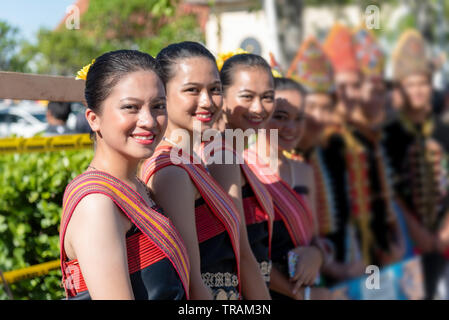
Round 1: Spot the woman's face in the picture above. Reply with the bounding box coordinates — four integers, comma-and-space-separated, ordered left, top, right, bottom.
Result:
335, 70, 362, 114
400, 73, 432, 112
223, 67, 275, 132
301, 93, 333, 148
165, 56, 223, 133
266, 89, 305, 151
360, 77, 387, 120
88, 70, 167, 160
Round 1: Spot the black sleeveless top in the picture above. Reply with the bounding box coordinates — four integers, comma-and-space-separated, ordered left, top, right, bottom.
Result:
195, 197, 240, 300
270, 185, 309, 300
241, 183, 272, 285
67, 221, 186, 300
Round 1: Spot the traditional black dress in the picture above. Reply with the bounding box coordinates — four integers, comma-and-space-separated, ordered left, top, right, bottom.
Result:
352, 128, 401, 266
199, 137, 275, 289
320, 129, 356, 266
60, 171, 189, 300
194, 196, 240, 299
141, 144, 242, 300
383, 113, 449, 299
241, 184, 272, 285
243, 146, 315, 300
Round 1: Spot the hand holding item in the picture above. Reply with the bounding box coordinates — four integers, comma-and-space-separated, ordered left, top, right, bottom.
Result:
289, 246, 323, 295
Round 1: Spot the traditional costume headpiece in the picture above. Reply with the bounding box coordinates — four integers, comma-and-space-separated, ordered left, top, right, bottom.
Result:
323, 23, 358, 73
392, 29, 432, 81
287, 37, 334, 93
353, 27, 385, 79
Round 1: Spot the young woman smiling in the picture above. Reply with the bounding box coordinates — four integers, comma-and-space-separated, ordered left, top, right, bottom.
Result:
60, 50, 190, 300
201, 53, 276, 295
265, 77, 333, 300
140, 42, 269, 300
217, 54, 325, 300
288, 36, 368, 286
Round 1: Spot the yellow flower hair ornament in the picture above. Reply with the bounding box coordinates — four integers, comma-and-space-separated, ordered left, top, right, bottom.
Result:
216, 48, 249, 71
75, 59, 96, 80
271, 68, 283, 78
269, 52, 283, 78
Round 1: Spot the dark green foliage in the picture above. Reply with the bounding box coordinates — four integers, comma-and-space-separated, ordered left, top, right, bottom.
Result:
0, 150, 93, 299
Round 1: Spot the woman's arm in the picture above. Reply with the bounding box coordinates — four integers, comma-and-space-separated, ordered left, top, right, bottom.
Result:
321, 258, 366, 281
270, 265, 334, 300
207, 151, 271, 300
66, 193, 134, 299
290, 245, 323, 293
289, 161, 324, 288
149, 166, 213, 300
395, 196, 436, 253
269, 265, 300, 299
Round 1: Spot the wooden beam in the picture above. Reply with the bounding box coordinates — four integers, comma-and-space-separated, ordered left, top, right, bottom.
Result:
0, 71, 85, 102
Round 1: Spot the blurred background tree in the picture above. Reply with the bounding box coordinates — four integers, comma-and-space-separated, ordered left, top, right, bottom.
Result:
0, 0, 204, 300
1, 0, 449, 300
0, 21, 28, 72
19, 0, 204, 75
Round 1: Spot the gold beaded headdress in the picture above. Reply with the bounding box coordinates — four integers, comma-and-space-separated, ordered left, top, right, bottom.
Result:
392, 29, 432, 81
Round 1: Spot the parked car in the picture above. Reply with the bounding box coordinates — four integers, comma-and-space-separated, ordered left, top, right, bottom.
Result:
0, 104, 47, 138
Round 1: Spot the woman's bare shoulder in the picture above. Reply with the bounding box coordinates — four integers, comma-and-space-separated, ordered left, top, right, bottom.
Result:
149, 165, 194, 188
64, 193, 130, 259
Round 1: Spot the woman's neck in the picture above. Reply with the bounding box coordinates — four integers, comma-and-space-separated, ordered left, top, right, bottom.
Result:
297, 135, 314, 153
350, 106, 385, 131
404, 105, 431, 125
164, 121, 195, 156
89, 142, 139, 184
258, 131, 283, 175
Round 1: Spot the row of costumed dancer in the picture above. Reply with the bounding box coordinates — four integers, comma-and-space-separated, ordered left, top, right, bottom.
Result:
59, 23, 449, 300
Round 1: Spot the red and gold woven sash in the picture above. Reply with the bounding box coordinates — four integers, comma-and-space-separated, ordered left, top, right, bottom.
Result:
199, 138, 275, 257
243, 146, 315, 247
341, 128, 374, 265
60, 171, 190, 298
140, 144, 241, 292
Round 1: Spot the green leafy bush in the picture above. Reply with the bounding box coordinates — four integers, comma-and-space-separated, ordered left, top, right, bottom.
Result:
0, 149, 93, 300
